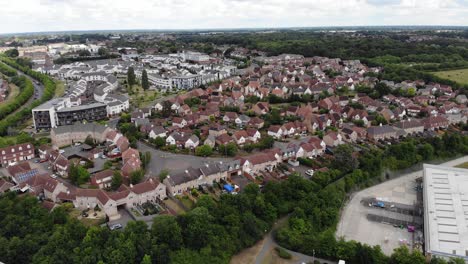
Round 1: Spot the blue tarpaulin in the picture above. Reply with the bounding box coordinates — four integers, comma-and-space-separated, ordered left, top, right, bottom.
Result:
224, 184, 234, 193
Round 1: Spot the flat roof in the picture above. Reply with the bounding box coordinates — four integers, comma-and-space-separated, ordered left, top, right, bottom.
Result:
56, 102, 106, 112
424, 164, 468, 260
32, 98, 66, 111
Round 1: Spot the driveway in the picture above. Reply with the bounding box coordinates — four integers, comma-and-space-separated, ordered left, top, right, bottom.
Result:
286, 164, 313, 179
137, 141, 234, 176
108, 208, 134, 230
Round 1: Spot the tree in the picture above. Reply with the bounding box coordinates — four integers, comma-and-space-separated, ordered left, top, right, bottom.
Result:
69, 163, 90, 185
389, 246, 425, 264
141, 69, 149, 90
159, 169, 169, 182
152, 137, 166, 148
84, 135, 95, 146
78, 50, 91, 57
162, 101, 172, 118
130, 169, 145, 184
97, 47, 109, 56
375, 82, 391, 97
127, 67, 136, 88
111, 171, 123, 190
333, 144, 359, 173
219, 142, 238, 157
152, 215, 183, 250
141, 151, 151, 169
195, 145, 213, 157
140, 255, 152, 264
4, 49, 19, 57
103, 160, 113, 170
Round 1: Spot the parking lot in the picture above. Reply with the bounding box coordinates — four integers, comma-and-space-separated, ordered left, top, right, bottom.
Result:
336, 168, 420, 255
337, 156, 468, 255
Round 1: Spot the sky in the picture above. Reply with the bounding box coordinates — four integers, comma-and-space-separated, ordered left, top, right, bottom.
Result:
1, 0, 468, 34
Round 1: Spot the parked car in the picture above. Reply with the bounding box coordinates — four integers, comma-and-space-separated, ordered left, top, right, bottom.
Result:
305, 169, 314, 176
51, 174, 58, 179
110, 224, 122, 230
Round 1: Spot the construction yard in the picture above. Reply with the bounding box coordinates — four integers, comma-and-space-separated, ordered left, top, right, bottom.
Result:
336, 156, 468, 256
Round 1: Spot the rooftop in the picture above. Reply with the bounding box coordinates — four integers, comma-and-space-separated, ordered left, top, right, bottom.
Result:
424, 164, 468, 260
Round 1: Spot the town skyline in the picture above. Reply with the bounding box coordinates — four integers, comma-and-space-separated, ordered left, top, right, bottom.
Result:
1, 0, 468, 34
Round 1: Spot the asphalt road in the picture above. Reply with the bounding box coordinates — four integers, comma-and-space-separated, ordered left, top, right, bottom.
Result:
137, 141, 234, 176
17, 70, 44, 102
254, 217, 335, 264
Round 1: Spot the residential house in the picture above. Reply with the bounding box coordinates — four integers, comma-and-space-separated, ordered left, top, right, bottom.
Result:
0, 143, 35, 167
232, 130, 249, 145
148, 126, 167, 139
395, 119, 424, 135
422, 116, 449, 130
0, 179, 14, 193
267, 125, 285, 139
252, 102, 270, 115
172, 117, 188, 128
323, 131, 343, 147
235, 114, 251, 127
90, 169, 114, 189
238, 152, 279, 174
246, 128, 261, 143
7, 162, 39, 184
367, 125, 398, 141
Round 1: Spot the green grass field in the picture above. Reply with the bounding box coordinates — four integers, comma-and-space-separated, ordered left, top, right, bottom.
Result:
431, 68, 468, 85
54, 81, 65, 97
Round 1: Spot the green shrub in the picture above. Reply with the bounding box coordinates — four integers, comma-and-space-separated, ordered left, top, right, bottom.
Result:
275, 247, 292, 259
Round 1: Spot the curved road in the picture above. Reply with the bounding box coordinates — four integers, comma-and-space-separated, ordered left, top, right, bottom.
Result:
254, 217, 335, 264
2, 65, 45, 119
17, 70, 44, 103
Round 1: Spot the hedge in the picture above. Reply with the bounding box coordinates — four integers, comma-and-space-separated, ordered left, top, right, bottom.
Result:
0, 62, 17, 77
0, 76, 34, 120
0, 57, 56, 135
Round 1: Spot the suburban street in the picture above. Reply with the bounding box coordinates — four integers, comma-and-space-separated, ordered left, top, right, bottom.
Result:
137, 141, 234, 176
17, 70, 44, 103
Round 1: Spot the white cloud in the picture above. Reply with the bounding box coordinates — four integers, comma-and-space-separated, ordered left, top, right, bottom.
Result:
0, 0, 467, 34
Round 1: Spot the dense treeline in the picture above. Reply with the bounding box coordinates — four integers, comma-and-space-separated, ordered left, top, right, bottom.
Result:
1, 133, 468, 264
0, 56, 56, 135
179, 32, 468, 91
0, 75, 34, 120
0, 62, 18, 77
180, 32, 468, 61
0, 57, 56, 104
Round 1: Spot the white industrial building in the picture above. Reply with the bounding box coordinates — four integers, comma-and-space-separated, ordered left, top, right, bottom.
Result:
423, 164, 468, 261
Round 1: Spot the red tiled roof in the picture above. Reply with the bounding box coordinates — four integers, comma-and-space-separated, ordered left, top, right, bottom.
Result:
131, 178, 160, 194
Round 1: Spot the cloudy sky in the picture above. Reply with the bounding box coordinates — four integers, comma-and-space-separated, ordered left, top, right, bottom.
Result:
1, 0, 467, 34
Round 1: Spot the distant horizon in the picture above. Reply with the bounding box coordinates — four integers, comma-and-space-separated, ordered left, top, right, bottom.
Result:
2, 25, 468, 37
2, 0, 467, 36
